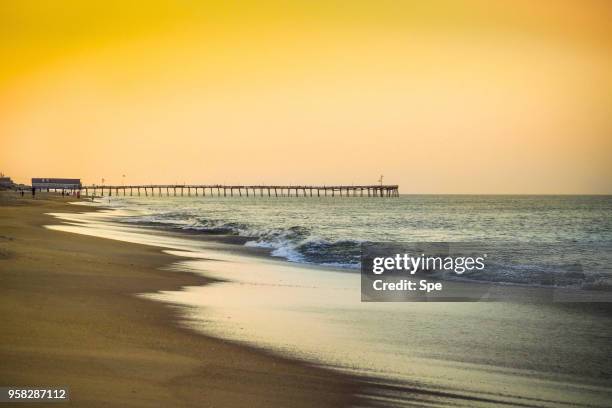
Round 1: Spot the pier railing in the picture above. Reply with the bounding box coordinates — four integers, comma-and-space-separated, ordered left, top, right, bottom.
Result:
75, 184, 399, 198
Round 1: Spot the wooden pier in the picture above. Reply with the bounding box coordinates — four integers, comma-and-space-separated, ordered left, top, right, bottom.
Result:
75, 184, 400, 198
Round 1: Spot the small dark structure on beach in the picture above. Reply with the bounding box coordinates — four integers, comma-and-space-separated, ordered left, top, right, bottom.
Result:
0, 175, 15, 190
32, 178, 82, 192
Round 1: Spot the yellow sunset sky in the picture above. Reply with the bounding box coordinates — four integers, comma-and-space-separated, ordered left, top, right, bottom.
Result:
1, 0, 611, 193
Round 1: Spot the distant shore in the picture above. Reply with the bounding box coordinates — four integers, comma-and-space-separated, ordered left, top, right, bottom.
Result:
0, 192, 360, 407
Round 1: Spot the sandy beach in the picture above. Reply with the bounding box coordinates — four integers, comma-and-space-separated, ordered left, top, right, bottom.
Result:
0, 193, 361, 407
2, 192, 611, 408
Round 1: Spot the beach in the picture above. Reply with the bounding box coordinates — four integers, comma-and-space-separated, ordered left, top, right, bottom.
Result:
2, 192, 612, 408
0, 193, 360, 407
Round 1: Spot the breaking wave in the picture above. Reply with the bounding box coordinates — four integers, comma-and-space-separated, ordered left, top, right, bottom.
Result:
121, 211, 362, 268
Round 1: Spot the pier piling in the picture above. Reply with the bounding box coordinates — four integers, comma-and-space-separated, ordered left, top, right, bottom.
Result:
79, 184, 399, 198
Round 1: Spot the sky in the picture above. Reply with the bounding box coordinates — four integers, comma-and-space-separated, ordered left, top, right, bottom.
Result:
1, 0, 611, 193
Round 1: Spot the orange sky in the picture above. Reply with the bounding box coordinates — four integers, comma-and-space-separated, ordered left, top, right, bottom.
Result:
1, 1, 611, 193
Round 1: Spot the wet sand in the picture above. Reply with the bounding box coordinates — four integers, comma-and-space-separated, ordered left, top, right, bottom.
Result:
0, 192, 361, 407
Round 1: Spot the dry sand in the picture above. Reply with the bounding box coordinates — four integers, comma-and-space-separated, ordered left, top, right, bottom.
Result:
0, 192, 361, 407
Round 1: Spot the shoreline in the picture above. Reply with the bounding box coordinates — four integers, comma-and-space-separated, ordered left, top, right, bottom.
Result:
66, 199, 612, 303
73, 195, 612, 298
0, 193, 362, 407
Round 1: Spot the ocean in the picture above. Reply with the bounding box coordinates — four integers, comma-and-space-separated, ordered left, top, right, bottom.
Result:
47, 195, 612, 407
107, 194, 612, 288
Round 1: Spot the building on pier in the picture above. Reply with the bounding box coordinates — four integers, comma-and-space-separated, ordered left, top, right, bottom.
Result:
32, 178, 82, 191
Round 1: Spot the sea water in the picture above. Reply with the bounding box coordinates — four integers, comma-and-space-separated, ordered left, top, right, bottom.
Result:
49, 195, 612, 407
107, 194, 612, 288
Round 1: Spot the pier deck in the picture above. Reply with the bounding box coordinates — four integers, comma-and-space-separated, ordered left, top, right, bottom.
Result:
75, 184, 400, 198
